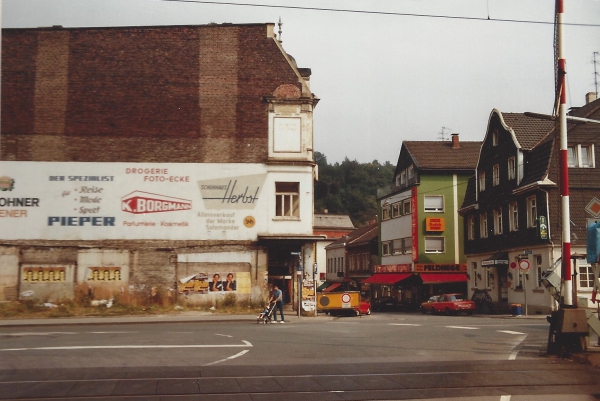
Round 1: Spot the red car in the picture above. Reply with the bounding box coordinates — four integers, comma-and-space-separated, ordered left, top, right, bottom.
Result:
426, 293, 475, 315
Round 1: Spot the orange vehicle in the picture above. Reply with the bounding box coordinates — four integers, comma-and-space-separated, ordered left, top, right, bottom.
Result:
317, 292, 371, 316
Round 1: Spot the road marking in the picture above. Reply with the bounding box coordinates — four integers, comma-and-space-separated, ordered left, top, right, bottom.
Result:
215, 334, 233, 338
509, 351, 518, 360
202, 350, 249, 366
88, 331, 138, 334
445, 326, 479, 330
498, 330, 526, 335
501, 395, 511, 400
1, 332, 78, 336
389, 323, 422, 326
1, 340, 253, 352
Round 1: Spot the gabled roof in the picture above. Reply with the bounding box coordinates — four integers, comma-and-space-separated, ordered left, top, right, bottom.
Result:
498, 112, 555, 150
402, 140, 481, 171
313, 214, 354, 230
346, 222, 378, 248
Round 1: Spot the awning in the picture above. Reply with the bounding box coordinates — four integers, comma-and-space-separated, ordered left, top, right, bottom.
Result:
481, 252, 509, 267
322, 283, 342, 292
419, 273, 468, 284
362, 273, 411, 285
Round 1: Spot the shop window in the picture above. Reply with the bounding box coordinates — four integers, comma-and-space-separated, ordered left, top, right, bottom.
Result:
275, 182, 299, 218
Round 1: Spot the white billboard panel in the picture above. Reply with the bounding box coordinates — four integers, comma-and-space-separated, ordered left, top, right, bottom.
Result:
0, 162, 273, 241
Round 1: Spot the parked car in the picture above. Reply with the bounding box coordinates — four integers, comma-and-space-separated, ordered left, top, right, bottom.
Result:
372, 296, 401, 312
428, 293, 476, 315
420, 295, 440, 314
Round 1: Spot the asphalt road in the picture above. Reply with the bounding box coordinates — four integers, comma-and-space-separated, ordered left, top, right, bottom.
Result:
0, 313, 598, 400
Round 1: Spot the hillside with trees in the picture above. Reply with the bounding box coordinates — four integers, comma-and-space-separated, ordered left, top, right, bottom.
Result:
314, 152, 395, 227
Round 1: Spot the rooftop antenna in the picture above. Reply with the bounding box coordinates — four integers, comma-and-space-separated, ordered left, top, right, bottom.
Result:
278, 17, 283, 44
438, 127, 452, 141
594, 51, 599, 95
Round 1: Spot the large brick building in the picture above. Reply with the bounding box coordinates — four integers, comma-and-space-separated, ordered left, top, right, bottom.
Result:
0, 23, 321, 308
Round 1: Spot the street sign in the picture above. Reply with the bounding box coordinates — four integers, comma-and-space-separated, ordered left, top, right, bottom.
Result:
518, 259, 531, 271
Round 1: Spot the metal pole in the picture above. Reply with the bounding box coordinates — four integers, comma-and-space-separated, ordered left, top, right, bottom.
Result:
557, 0, 573, 306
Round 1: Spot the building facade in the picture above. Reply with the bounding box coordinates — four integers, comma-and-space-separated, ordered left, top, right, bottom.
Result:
0, 24, 321, 309
370, 134, 481, 310
459, 96, 600, 314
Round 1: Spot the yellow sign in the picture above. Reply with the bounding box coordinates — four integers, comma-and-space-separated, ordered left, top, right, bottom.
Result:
426, 217, 445, 231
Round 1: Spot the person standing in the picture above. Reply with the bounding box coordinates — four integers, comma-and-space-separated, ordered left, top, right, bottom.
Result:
269, 285, 285, 323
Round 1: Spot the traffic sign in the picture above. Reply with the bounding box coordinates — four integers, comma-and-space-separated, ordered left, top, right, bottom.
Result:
518, 259, 530, 271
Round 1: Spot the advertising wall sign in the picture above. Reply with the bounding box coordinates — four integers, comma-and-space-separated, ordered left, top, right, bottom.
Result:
0, 162, 275, 241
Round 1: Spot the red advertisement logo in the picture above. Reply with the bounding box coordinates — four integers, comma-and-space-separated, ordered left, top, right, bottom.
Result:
121, 191, 192, 214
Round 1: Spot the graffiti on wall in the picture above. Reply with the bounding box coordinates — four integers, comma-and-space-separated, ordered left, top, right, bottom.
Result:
22, 267, 66, 282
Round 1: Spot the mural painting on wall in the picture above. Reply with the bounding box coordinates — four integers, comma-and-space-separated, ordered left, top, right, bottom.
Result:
87, 267, 122, 282
22, 267, 66, 282
179, 272, 238, 294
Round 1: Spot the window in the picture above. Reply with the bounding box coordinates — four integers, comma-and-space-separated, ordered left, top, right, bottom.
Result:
275, 182, 299, 218
392, 239, 403, 255
349, 254, 356, 271
567, 146, 578, 167
492, 164, 500, 186
424, 195, 444, 212
471, 262, 478, 287
527, 196, 537, 228
579, 265, 594, 288
467, 215, 475, 240
478, 171, 486, 192
400, 170, 406, 185
403, 237, 413, 254
492, 130, 498, 146
382, 206, 390, 220
407, 164, 414, 179
480, 212, 488, 238
493, 207, 503, 235
509, 202, 518, 232
425, 236, 445, 253
568, 144, 595, 168
382, 241, 391, 256
535, 255, 543, 288
402, 199, 412, 215
508, 157, 516, 180
485, 269, 491, 288
391, 202, 401, 218
395, 174, 401, 187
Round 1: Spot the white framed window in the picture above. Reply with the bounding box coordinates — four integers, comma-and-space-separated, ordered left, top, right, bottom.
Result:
493, 207, 503, 235
382, 241, 391, 256
568, 144, 595, 168
480, 212, 488, 238
408, 164, 415, 179
485, 269, 491, 288
478, 171, 486, 192
392, 239, 403, 255
395, 174, 401, 187
391, 202, 401, 218
424, 195, 444, 212
535, 255, 543, 288
579, 265, 594, 288
527, 196, 537, 228
492, 130, 498, 146
400, 170, 407, 185
382, 206, 390, 220
471, 262, 478, 287
425, 236, 445, 253
467, 215, 475, 240
509, 202, 518, 232
492, 164, 500, 186
402, 199, 412, 215
403, 237, 413, 254
275, 182, 299, 218
508, 157, 516, 180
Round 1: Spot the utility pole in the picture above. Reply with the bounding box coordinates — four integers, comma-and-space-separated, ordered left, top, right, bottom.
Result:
594, 51, 599, 96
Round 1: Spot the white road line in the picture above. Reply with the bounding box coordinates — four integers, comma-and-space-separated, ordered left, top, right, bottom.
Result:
88, 331, 137, 334
1, 332, 78, 336
497, 330, 526, 335
445, 326, 479, 330
389, 323, 422, 326
509, 351, 518, 360
1, 340, 253, 352
215, 334, 233, 338
202, 350, 249, 366
501, 395, 512, 400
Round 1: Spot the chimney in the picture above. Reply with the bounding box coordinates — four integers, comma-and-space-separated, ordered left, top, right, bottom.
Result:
451, 133, 460, 149
586, 92, 598, 104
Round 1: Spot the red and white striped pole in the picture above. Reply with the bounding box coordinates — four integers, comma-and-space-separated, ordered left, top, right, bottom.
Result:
557, 0, 572, 306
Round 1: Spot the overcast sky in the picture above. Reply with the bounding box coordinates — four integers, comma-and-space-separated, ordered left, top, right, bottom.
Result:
3, 0, 600, 164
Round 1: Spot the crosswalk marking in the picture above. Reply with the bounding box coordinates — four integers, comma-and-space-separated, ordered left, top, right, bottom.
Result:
445, 326, 479, 330
497, 330, 526, 335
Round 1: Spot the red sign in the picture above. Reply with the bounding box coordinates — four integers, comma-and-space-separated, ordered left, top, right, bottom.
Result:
122, 191, 192, 214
